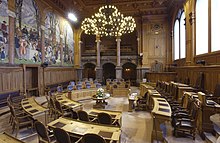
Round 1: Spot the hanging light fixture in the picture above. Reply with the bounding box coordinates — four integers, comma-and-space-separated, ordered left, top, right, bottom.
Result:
81, 4, 136, 37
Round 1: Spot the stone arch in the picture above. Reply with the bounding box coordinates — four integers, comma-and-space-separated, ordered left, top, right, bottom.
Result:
83, 62, 96, 80
102, 62, 116, 84
122, 62, 137, 85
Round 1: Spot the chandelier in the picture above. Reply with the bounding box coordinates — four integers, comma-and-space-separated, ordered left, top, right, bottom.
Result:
81, 5, 136, 37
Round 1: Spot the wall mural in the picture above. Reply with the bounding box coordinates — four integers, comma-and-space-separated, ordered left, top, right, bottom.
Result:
15, 0, 41, 64
45, 12, 74, 66
0, 0, 74, 66
0, 0, 8, 63
45, 12, 61, 65
63, 22, 74, 65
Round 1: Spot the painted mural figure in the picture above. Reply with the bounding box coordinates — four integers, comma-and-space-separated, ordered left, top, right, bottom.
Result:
1, 21, 8, 39
19, 35, 28, 59
0, 44, 6, 60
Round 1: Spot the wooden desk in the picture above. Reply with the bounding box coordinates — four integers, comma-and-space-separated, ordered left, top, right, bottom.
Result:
88, 109, 122, 126
70, 89, 97, 101
147, 89, 161, 110
151, 97, 171, 142
112, 88, 130, 97
177, 86, 196, 102
48, 117, 121, 142
0, 132, 25, 143
140, 84, 154, 97
128, 93, 138, 112
56, 93, 83, 110
21, 97, 48, 123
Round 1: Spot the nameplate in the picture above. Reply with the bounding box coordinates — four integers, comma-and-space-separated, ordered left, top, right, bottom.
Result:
158, 108, 170, 113
98, 131, 113, 138
53, 122, 66, 128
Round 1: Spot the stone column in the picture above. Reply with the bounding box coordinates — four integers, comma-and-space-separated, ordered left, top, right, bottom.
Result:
95, 35, 102, 82
76, 40, 83, 81
41, 25, 45, 63
79, 40, 82, 67
115, 36, 122, 79
60, 35, 64, 66
8, 10, 16, 64
189, 12, 196, 65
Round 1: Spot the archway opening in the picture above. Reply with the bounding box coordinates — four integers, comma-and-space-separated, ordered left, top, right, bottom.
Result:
83, 63, 96, 80
122, 62, 137, 86
102, 63, 116, 85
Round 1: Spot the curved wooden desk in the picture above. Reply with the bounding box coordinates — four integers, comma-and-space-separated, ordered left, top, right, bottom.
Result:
88, 109, 122, 126
48, 117, 121, 142
21, 97, 48, 123
55, 93, 83, 110
70, 89, 97, 101
140, 84, 154, 97
151, 97, 171, 142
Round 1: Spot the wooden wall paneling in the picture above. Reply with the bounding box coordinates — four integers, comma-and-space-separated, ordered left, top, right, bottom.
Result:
171, 65, 220, 93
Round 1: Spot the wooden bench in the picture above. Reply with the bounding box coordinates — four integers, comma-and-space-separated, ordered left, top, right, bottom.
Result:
0, 90, 21, 108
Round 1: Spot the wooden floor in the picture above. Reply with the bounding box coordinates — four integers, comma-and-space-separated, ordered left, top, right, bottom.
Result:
0, 87, 205, 143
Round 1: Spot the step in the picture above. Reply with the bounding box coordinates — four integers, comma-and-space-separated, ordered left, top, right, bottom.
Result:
204, 132, 217, 143
0, 106, 9, 116
214, 123, 220, 138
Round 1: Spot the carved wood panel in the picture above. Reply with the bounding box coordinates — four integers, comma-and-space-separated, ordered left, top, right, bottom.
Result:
0, 67, 23, 94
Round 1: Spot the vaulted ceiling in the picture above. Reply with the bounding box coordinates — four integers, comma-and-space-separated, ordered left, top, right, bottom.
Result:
47, 0, 185, 24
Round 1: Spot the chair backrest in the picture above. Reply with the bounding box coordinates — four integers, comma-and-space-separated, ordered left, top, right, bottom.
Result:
71, 110, 78, 119
97, 112, 112, 125
67, 85, 73, 91
35, 121, 50, 142
57, 85, 63, 93
77, 110, 89, 121
81, 133, 106, 143
54, 100, 63, 115
194, 72, 204, 91
49, 97, 56, 109
53, 128, 71, 143
70, 81, 75, 86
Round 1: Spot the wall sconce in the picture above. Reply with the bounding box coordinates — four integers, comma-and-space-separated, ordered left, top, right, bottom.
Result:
196, 60, 206, 66
155, 45, 159, 49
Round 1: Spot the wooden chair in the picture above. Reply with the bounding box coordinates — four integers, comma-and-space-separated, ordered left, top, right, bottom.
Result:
49, 97, 58, 119
35, 121, 55, 143
77, 110, 96, 122
9, 105, 34, 137
97, 112, 118, 126
54, 100, 72, 118
53, 128, 71, 143
57, 85, 63, 93
173, 101, 200, 140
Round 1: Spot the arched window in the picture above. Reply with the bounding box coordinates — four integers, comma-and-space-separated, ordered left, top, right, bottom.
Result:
180, 12, 186, 58
211, 0, 220, 52
174, 19, 180, 60
196, 0, 208, 55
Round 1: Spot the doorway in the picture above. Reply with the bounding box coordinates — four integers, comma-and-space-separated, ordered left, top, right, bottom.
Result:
83, 63, 96, 80
102, 63, 116, 84
122, 62, 137, 85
